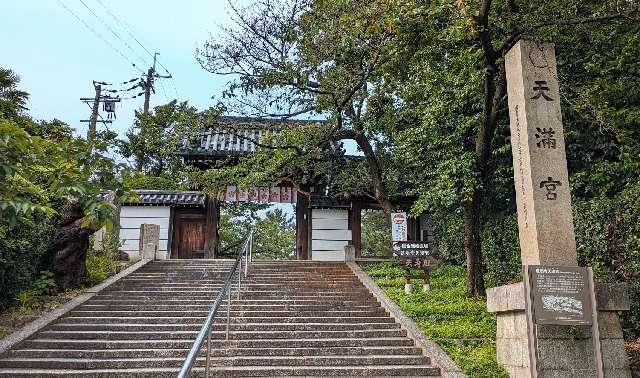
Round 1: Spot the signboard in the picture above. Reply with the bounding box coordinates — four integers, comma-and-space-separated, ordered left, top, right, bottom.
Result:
391, 212, 407, 242
528, 265, 593, 325
392, 241, 431, 259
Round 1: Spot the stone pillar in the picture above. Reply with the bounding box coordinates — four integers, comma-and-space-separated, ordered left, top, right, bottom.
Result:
487, 40, 631, 378
139, 223, 160, 260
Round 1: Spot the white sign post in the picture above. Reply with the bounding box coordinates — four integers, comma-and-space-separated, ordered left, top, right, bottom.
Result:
391, 212, 407, 242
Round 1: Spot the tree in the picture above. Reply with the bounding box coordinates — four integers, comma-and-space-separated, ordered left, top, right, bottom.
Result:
382, 0, 639, 296
0, 68, 122, 289
198, 0, 399, 211
254, 208, 295, 259
119, 100, 214, 177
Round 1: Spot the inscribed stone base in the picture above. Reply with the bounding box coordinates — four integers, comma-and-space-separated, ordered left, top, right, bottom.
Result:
487, 282, 631, 378
138, 223, 160, 260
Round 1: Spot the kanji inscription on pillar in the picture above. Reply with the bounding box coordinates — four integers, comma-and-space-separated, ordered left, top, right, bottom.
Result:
505, 40, 577, 266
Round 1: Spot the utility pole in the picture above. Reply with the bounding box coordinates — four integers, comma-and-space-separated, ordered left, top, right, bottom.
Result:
89, 84, 101, 140
80, 81, 120, 140
143, 52, 172, 115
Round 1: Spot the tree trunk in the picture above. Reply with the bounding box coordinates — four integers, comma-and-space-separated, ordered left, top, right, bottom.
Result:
463, 189, 486, 297
48, 203, 98, 290
354, 133, 393, 213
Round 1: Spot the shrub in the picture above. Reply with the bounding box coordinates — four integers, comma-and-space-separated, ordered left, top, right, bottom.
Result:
481, 214, 521, 288
84, 229, 122, 286
0, 215, 55, 310
16, 271, 57, 311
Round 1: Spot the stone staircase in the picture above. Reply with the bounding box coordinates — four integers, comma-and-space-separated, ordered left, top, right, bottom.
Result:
0, 260, 441, 377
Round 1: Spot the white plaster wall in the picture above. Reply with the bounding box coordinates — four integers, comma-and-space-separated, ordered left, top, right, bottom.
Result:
311, 209, 351, 261
119, 206, 170, 260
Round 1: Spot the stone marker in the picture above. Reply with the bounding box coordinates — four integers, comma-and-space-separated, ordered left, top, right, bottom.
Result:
506, 40, 577, 266
487, 40, 630, 378
139, 223, 160, 260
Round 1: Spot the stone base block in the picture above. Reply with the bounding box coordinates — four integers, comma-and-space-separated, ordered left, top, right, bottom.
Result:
487, 282, 631, 378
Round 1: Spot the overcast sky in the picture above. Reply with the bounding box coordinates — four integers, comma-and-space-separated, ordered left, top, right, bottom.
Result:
2, 0, 234, 137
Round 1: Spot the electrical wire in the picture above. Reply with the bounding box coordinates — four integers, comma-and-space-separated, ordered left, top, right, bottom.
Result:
93, 0, 173, 76
77, 0, 148, 67
56, 0, 143, 73
93, 0, 180, 100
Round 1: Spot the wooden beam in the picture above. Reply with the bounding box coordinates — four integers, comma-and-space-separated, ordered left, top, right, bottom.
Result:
295, 191, 310, 260
351, 202, 362, 258
203, 197, 219, 258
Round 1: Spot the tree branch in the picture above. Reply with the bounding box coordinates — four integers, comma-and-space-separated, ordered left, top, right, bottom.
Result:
498, 8, 640, 56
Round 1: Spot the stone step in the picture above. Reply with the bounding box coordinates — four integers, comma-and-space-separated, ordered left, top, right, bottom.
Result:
67, 310, 388, 317
0, 355, 430, 369
20, 337, 417, 350
48, 322, 401, 332
36, 329, 407, 340
75, 304, 382, 311
6, 345, 423, 358
85, 299, 374, 306
0, 260, 441, 377
0, 364, 441, 377
59, 316, 397, 324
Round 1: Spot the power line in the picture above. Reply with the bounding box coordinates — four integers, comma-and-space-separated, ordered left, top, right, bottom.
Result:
93, 0, 173, 76
77, 0, 148, 67
55, 0, 143, 73
93, 0, 180, 100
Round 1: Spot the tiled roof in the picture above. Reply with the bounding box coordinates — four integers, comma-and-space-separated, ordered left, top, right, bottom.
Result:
310, 195, 352, 209
122, 190, 205, 207
179, 116, 323, 156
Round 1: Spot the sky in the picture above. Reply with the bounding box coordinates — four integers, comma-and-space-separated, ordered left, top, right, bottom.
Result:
2, 0, 235, 137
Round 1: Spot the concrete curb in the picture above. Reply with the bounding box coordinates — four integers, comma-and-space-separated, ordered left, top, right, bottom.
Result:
347, 262, 466, 378
0, 258, 151, 355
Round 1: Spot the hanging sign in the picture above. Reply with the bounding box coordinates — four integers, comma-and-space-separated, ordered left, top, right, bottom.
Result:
225, 186, 237, 202
269, 187, 281, 202
223, 186, 295, 204
391, 212, 408, 242
238, 188, 248, 202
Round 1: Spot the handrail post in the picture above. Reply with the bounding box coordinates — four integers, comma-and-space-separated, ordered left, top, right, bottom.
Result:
237, 263, 241, 300
206, 326, 211, 378
226, 285, 231, 342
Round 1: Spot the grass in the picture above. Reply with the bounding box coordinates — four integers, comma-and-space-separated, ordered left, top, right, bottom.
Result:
0, 288, 85, 339
0, 254, 127, 340
362, 261, 509, 378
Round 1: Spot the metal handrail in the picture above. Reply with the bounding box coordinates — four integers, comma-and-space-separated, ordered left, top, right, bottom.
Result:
177, 230, 254, 378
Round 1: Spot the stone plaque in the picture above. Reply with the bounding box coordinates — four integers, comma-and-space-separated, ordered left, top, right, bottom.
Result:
528, 265, 593, 325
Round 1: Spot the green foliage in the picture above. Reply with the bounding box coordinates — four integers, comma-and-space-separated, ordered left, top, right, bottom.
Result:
16, 271, 57, 310
573, 182, 640, 338
84, 254, 119, 287
191, 123, 339, 197
254, 208, 295, 260
123, 171, 183, 191
218, 203, 296, 260
361, 210, 391, 257
85, 230, 122, 287
481, 214, 521, 288
0, 215, 54, 310
119, 101, 219, 177
362, 261, 508, 377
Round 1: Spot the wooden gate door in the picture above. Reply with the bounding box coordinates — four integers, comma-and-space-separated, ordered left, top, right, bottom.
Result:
172, 209, 206, 259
